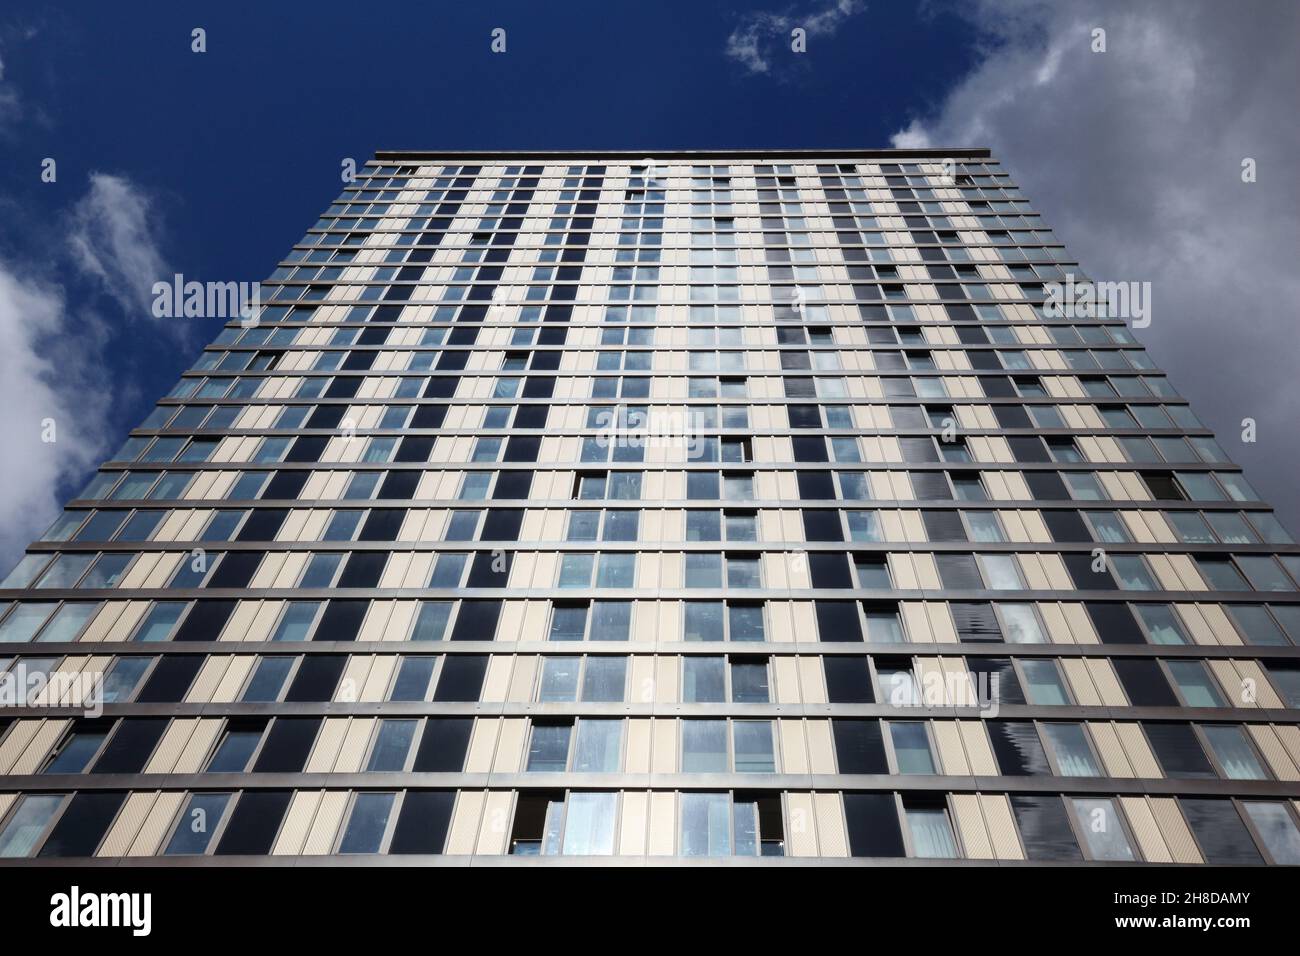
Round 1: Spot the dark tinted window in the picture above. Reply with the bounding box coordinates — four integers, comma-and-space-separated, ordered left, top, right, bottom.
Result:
284, 655, 345, 702
1181, 799, 1262, 863
389, 791, 455, 854
823, 656, 874, 703
967, 657, 1026, 705
1113, 659, 1177, 705
91, 718, 167, 774
136, 657, 202, 703
832, 719, 889, 773
215, 791, 292, 855
450, 600, 501, 641
815, 601, 862, 642
1086, 603, 1146, 644
1010, 795, 1082, 861
1145, 722, 1215, 777
987, 720, 1051, 775
843, 793, 905, 858
412, 718, 473, 772
433, 655, 488, 702
172, 600, 236, 641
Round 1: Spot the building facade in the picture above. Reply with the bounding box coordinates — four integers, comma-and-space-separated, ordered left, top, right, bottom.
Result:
1, 148, 1298, 865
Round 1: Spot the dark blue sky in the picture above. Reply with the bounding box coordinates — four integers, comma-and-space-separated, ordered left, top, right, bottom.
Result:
0, 0, 977, 466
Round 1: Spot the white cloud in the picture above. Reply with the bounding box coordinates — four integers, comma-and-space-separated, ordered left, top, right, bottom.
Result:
0, 52, 20, 130
0, 171, 172, 570
68, 172, 170, 319
726, 0, 866, 74
0, 262, 111, 564
891, 0, 1300, 528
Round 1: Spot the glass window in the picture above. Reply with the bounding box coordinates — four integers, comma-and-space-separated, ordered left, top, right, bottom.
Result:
581, 657, 626, 702
560, 792, 617, 856
1167, 511, 1215, 543
730, 658, 770, 702
684, 602, 724, 641
539, 657, 580, 701
338, 792, 395, 853
877, 665, 919, 707
35, 602, 97, 642
906, 805, 959, 859
242, 656, 296, 702
1237, 555, 1295, 592
1248, 512, 1293, 545
205, 727, 262, 772
1134, 604, 1189, 644
733, 721, 775, 772
846, 511, 882, 542
0, 794, 63, 858
558, 553, 594, 588
132, 602, 187, 642
549, 604, 588, 641
409, 602, 452, 641
979, 554, 1022, 590
35, 554, 95, 589
1085, 511, 1130, 543
685, 553, 723, 588
572, 719, 622, 772
525, 723, 571, 772
1202, 725, 1267, 780
1042, 723, 1100, 776
1228, 604, 1289, 645
679, 792, 732, 858
270, 602, 320, 642
729, 603, 765, 641
1205, 511, 1256, 544
726, 555, 761, 588
683, 657, 725, 703
855, 557, 891, 589
595, 553, 635, 588
1070, 797, 1135, 861
889, 722, 935, 774
1063, 473, 1104, 500
45, 729, 107, 773
162, 793, 231, 856
1167, 660, 1226, 707
100, 657, 151, 702
0, 603, 56, 643
365, 720, 416, 772
1242, 802, 1300, 864
997, 603, 1045, 643
1021, 660, 1070, 705
682, 720, 728, 772
589, 601, 631, 641
567, 510, 600, 541
965, 511, 1004, 542
1111, 555, 1157, 590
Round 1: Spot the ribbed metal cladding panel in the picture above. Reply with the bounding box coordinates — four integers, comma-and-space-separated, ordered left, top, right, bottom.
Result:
96, 791, 156, 858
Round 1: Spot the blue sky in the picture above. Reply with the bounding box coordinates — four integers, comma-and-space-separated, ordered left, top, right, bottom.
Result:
0, 0, 1297, 556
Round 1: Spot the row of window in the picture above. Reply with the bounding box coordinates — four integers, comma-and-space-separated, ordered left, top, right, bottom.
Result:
8, 543, 1300, 603
184, 344, 1183, 381
3, 643, 1298, 710
12, 711, 1300, 785
110, 430, 1239, 477
34, 505, 1294, 553
6, 591, 1300, 653
8, 643, 1294, 708
1, 781, 1296, 863
242, 299, 1083, 328
133, 399, 1215, 443
217, 322, 1148, 357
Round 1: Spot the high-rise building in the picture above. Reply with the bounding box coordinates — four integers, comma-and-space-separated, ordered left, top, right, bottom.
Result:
1, 148, 1298, 866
